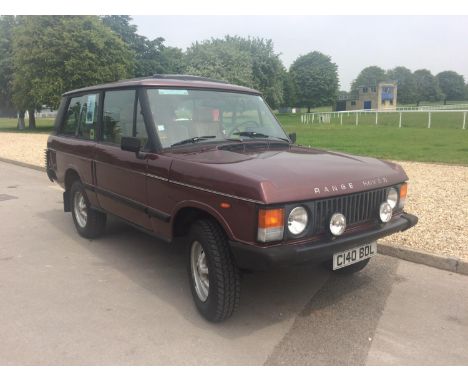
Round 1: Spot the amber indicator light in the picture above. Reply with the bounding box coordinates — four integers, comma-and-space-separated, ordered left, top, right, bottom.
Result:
220, 202, 231, 209
258, 209, 284, 228
400, 183, 408, 199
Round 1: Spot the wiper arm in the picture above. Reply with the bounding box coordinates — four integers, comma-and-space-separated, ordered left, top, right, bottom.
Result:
232, 131, 290, 143
171, 136, 216, 147
232, 131, 269, 138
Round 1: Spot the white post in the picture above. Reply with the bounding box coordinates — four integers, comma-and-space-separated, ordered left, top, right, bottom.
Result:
428, 112, 431, 129
399, 112, 402, 128
375, 112, 378, 125
340, 113, 343, 125
355, 113, 359, 126
463, 112, 466, 130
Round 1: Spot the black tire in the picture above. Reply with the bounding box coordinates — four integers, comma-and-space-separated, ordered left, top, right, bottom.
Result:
187, 219, 240, 322
326, 258, 371, 275
70, 180, 106, 239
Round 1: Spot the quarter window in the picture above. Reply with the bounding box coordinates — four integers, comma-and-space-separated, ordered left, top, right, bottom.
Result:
62, 93, 99, 139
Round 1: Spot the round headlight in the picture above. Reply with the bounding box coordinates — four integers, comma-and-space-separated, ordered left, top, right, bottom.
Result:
288, 206, 308, 235
330, 213, 346, 236
387, 187, 398, 209
379, 202, 393, 223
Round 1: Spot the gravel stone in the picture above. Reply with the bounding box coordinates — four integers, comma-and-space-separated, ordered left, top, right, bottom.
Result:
1, 133, 467, 260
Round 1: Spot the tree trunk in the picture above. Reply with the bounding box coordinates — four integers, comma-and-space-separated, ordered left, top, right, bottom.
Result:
17, 110, 26, 130
307, 106, 311, 113
444, 98, 447, 105
28, 109, 36, 129
416, 100, 420, 107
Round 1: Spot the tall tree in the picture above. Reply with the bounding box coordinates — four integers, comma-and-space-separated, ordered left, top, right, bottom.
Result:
281, 69, 297, 108
185, 36, 285, 108
436, 71, 465, 104
185, 38, 253, 87
289, 51, 339, 112
0, 16, 16, 118
351, 66, 388, 92
387, 66, 417, 104
12, 16, 133, 128
102, 15, 184, 76
228, 36, 284, 108
413, 69, 444, 105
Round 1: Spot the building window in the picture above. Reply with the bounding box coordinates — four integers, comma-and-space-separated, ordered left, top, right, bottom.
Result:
371, 86, 376, 92
362, 87, 368, 93
351, 101, 356, 106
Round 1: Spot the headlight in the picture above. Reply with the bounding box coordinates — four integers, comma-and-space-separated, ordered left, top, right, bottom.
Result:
387, 187, 398, 208
288, 206, 308, 235
379, 202, 393, 223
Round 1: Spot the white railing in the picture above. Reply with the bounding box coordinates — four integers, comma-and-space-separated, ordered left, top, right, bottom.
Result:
396, 103, 468, 111
301, 108, 468, 129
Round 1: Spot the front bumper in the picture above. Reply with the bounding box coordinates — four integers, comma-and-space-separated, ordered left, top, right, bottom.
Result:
230, 213, 418, 270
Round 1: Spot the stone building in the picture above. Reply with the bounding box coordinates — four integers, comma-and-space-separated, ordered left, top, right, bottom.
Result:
335, 81, 397, 111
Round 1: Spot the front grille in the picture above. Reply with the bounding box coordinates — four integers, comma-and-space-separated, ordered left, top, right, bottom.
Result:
314, 187, 388, 233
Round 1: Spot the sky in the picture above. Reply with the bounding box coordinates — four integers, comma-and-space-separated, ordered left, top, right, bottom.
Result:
131, 15, 468, 91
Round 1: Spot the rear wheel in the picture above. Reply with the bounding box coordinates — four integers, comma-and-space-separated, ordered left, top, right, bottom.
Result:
187, 219, 240, 322
70, 181, 106, 239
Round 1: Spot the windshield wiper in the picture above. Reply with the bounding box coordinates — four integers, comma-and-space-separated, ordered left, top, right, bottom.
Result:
232, 131, 269, 138
171, 136, 216, 147
232, 131, 290, 143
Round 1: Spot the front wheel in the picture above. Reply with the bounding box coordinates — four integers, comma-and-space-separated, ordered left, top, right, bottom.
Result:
187, 219, 240, 322
70, 181, 106, 239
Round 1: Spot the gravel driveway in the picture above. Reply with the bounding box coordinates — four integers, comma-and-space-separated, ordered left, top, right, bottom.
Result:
1, 132, 467, 260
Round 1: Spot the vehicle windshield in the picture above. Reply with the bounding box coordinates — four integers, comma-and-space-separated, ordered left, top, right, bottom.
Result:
146, 88, 289, 148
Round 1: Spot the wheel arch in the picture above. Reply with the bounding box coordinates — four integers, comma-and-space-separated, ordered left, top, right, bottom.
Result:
64, 167, 81, 191
171, 202, 235, 240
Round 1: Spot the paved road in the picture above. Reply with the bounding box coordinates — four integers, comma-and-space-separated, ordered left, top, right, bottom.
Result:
0, 161, 467, 365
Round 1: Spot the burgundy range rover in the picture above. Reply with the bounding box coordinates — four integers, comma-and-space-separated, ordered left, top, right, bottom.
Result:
45, 74, 418, 322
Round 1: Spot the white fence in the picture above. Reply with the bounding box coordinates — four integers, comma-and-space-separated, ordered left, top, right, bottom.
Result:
301, 108, 468, 129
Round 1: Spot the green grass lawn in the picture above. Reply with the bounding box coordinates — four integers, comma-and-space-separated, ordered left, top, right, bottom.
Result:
0, 118, 55, 133
1, 114, 467, 165
277, 113, 468, 165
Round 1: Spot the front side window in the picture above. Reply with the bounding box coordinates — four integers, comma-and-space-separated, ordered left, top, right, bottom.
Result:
61, 93, 99, 139
146, 88, 288, 148
102, 90, 135, 145
102, 89, 148, 146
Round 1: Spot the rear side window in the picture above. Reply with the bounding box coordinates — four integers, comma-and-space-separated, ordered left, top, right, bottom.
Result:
61, 93, 99, 139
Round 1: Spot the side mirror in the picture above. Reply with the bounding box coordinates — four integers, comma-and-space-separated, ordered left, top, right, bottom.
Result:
288, 132, 297, 144
121, 136, 141, 153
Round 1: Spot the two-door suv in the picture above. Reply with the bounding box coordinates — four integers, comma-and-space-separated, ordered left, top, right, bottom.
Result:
46, 74, 418, 322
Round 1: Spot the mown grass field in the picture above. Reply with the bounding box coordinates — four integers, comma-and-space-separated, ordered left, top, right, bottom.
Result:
0, 118, 55, 133
0, 113, 467, 165
277, 113, 468, 165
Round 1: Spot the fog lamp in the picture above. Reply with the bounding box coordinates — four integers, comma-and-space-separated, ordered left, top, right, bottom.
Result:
379, 202, 393, 223
330, 213, 346, 236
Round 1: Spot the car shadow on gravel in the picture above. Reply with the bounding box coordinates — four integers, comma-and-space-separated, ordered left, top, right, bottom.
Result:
37, 209, 331, 338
